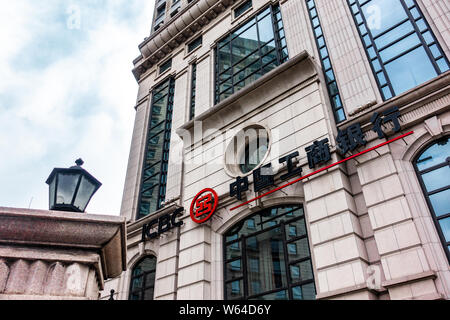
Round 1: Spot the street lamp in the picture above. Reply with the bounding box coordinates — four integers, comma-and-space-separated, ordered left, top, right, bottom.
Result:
46, 159, 102, 213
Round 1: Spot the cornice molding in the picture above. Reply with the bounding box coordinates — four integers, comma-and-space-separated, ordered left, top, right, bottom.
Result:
132, 0, 236, 82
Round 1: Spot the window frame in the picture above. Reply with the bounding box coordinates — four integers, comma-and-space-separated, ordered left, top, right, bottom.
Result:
214, 3, 288, 104
223, 205, 316, 300
413, 136, 450, 263
129, 256, 157, 301
136, 77, 175, 220
347, 0, 449, 101
305, 0, 346, 124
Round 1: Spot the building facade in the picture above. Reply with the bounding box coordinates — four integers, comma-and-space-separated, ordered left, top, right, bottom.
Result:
102, 0, 450, 300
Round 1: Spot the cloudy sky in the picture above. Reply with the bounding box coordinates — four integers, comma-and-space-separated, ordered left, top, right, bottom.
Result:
0, 1, 154, 215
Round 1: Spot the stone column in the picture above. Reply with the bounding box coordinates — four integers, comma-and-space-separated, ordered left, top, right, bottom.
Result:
355, 138, 441, 300
0, 207, 126, 300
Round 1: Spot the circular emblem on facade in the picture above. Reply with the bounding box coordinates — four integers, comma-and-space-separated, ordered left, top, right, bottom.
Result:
190, 188, 219, 224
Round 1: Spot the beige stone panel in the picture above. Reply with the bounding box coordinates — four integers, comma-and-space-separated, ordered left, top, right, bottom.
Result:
315, 0, 379, 113
156, 257, 177, 280
281, 0, 315, 58
121, 101, 149, 221
292, 104, 326, 133
307, 189, 357, 223
381, 247, 430, 281
177, 281, 210, 300
361, 174, 404, 208
318, 260, 368, 293
420, 0, 450, 59
180, 225, 211, 251
137, 76, 153, 102
374, 221, 421, 256
304, 169, 352, 202
310, 211, 362, 245
368, 196, 413, 230
158, 239, 179, 262
177, 262, 211, 288
154, 275, 177, 298
179, 243, 211, 269
314, 234, 367, 270
357, 154, 397, 186
293, 118, 330, 149
195, 55, 211, 115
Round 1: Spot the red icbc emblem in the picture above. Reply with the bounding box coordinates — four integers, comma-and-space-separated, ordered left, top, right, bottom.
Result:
190, 188, 218, 224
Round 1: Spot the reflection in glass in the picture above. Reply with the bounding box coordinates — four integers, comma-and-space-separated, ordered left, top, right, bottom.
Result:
138, 78, 175, 218
415, 137, 450, 262
215, 4, 288, 103
129, 256, 157, 301
349, 0, 449, 100
224, 205, 315, 300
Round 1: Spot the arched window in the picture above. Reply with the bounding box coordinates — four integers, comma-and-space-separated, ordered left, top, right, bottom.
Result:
223, 205, 316, 300
414, 136, 450, 262
129, 256, 157, 300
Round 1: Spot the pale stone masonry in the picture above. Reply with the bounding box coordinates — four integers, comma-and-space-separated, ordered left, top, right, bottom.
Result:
0, 207, 126, 300
103, 0, 450, 300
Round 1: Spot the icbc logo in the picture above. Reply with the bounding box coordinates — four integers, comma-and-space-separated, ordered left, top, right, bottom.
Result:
190, 188, 218, 224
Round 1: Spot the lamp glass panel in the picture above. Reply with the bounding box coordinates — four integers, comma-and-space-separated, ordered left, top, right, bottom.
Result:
56, 173, 79, 205
74, 175, 97, 212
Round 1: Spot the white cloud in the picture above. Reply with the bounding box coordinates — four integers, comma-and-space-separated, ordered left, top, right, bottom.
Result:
0, 0, 155, 215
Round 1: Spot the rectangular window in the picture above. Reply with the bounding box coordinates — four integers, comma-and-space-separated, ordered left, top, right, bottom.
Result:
137, 78, 175, 219
188, 36, 203, 53
190, 63, 197, 120
348, 0, 449, 100
306, 0, 346, 123
215, 4, 288, 104
234, 0, 252, 19
159, 59, 172, 75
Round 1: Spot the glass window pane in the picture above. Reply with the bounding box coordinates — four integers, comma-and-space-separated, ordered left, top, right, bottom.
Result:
384, 46, 437, 96
286, 219, 307, 240
143, 287, 154, 300
226, 260, 243, 280
416, 137, 449, 171
226, 280, 244, 299
287, 238, 310, 262
361, 0, 408, 38
436, 58, 450, 73
421, 166, 450, 192
226, 241, 242, 260
246, 228, 287, 296
251, 290, 288, 300
439, 218, 450, 242
429, 189, 450, 217
374, 21, 415, 49
290, 260, 314, 283
257, 14, 275, 43
379, 33, 420, 62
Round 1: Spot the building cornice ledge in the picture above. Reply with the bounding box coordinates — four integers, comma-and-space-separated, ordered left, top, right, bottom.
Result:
0, 207, 127, 280
132, 0, 237, 82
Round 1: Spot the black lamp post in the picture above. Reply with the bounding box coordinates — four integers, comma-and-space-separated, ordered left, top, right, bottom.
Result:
46, 159, 102, 213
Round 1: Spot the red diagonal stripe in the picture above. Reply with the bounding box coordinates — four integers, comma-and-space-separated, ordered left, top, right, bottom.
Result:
230, 131, 414, 211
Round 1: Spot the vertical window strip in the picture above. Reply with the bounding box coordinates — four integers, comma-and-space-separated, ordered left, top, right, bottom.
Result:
306, 0, 346, 124
348, 0, 450, 101
190, 63, 197, 120
215, 4, 289, 104
137, 78, 175, 219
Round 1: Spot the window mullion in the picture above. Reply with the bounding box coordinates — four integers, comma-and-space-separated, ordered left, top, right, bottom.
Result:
352, 0, 395, 99
399, 0, 441, 75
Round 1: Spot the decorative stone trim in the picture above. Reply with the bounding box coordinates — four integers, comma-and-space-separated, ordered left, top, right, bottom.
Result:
132, 0, 237, 81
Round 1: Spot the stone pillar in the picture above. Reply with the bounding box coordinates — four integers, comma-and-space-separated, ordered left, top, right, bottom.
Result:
0, 207, 126, 300
303, 164, 375, 299
355, 139, 441, 300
